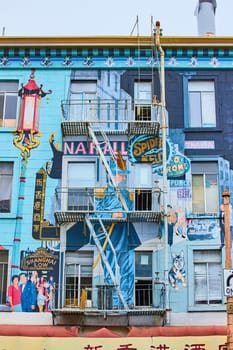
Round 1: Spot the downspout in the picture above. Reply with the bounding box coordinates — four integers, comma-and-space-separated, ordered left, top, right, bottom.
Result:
154, 21, 170, 324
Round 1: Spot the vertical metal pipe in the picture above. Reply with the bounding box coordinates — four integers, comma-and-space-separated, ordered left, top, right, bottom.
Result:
155, 21, 169, 324
223, 189, 233, 350
11, 162, 27, 276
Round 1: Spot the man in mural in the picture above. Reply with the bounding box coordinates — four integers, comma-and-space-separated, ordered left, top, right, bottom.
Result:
93, 154, 141, 309
20, 273, 37, 312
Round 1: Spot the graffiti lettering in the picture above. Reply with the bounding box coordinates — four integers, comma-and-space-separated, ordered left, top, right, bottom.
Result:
64, 141, 128, 156
133, 137, 162, 157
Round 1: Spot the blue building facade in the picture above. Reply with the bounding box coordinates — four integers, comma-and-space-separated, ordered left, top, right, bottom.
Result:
0, 35, 233, 326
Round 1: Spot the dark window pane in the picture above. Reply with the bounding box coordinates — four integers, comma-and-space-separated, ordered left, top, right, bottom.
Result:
5, 95, 17, 119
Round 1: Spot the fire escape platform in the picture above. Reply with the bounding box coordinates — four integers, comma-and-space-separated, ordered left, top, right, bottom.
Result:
51, 308, 166, 327
54, 211, 161, 225
61, 121, 160, 137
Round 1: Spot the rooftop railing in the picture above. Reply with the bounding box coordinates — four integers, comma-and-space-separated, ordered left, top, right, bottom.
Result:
61, 99, 161, 133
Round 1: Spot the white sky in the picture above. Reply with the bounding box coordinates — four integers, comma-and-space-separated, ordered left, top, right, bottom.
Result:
0, 0, 232, 37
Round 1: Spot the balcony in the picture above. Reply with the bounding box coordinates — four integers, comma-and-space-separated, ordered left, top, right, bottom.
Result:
60, 99, 161, 136
51, 282, 167, 327
54, 187, 161, 225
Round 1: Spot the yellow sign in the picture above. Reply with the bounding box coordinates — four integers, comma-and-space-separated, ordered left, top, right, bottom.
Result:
0, 335, 227, 350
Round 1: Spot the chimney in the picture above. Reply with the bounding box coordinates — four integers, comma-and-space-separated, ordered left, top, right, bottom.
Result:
195, 0, 217, 36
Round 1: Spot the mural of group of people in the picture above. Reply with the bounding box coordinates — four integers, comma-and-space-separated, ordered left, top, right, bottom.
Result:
7, 272, 56, 312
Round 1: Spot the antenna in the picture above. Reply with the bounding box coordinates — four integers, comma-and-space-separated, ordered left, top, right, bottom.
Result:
130, 16, 139, 36
2, 27, 5, 36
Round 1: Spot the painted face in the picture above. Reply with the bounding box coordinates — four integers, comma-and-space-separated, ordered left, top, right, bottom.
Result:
13, 276, 19, 285
20, 274, 27, 285
115, 173, 126, 184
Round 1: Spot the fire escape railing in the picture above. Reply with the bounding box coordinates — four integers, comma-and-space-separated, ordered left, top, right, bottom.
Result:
60, 98, 161, 135
54, 187, 161, 224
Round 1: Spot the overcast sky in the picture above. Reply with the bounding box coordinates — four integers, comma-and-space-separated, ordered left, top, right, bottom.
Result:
0, 0, 232, 37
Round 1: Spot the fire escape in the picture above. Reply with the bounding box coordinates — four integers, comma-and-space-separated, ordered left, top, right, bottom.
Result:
55, 98, 161, 312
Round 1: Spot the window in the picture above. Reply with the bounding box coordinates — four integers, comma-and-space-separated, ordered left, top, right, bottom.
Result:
0, 162, 13, 213
193, 250, 222, 305
135, 251, 153, 306
67, 162, 95, 210
134, 164, 153, 211
69, 81, 97, 121
65, 252, 93, 307
134, 82, 152, 121
188, 80, 216, 127
191, 162, 218, 213
0, 81, 18, 128
0, 250, 8, 304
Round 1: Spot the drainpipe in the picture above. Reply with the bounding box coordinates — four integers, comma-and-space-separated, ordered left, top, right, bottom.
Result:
223, 189, 233, 350
154, 21, 170, 324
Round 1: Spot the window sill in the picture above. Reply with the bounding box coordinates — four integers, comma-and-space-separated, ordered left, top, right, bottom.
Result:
0, 127, 15, 133
0, 213, 16, 219
188, 305, 225, 312
187, 213, 219, 219
184, 127, 222, 133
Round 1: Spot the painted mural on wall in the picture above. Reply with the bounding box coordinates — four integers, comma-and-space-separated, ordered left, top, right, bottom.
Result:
128, 134, 190, 177
91, 153, 140, 308
159, 204, 187, 246
168, 250, 187, 289
20, 247, 59, 310
13, 135, 62, 312
186, 218, 220, 241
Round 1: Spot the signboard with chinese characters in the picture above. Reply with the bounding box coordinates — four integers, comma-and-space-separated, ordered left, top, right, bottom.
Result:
0, 335, 227, 350
32, 168, 60, 240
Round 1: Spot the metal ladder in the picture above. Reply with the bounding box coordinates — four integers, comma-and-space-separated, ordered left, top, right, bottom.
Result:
86, 122, 129, 309
88, 123, 128, 211
85, 215, 128, 310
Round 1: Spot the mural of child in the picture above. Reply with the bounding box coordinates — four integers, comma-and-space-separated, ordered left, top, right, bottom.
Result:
48, 276, 56, 310
37, 287, 47, 312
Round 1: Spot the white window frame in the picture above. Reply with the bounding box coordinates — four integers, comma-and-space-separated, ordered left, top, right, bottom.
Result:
0, 81, 18, 128
0, 162, 14, 213
134, 82, 152, 121
188, 80, 216, 128
191, 162, 219, 214
65, 252, 93, 308
69, 81, 97, 121
0, 250, 8, 304
188, 247, 224, 310
135, 251, 153, 307
134, 164, 153, 211
62, 158, 96, 211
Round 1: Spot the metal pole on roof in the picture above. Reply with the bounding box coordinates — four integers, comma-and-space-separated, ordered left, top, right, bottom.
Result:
154, 21, 170, 324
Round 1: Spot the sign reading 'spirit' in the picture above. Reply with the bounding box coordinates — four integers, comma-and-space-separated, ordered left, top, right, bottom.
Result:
128, 135, 190, 178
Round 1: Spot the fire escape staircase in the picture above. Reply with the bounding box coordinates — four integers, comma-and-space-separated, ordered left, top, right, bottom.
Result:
86, 123, 129, 310
57, 99, 162, 311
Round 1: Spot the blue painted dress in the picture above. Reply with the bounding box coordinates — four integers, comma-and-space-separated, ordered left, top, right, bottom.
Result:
94, 183, 141, 307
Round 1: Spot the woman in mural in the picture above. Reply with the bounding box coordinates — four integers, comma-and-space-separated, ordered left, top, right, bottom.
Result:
7, 275, 22, 312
